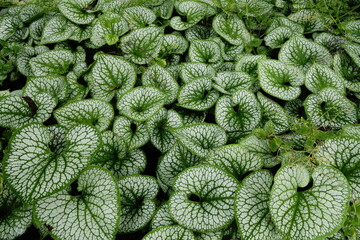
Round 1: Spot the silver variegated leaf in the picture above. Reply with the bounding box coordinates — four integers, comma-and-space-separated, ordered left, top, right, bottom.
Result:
180, 62, 216, 83
213, 71, 253, 94
333, 53, 360, 92
189, 39, 222, 66
236, 0, 273, 17
160, 33, 189, 56
185, 24, 217, 41
123, 6, 156, 29
143, 225, 196, 240
343, 43, 360, 67
265, 26, 302, 49
235, 54, 266, 78
340, 124, 360, 139
40, 15, 77, 44
150, 202, 176, 230
58, 0, 96, 25
170, 1, 208, 31
341, 20, 360, 44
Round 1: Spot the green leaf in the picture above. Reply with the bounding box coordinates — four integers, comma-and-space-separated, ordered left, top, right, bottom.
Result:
169, 1, 208, 31
279, 37, 332, 72
315, 137, 360, 200
257, 92, 290, 134
0, 184, 32, 240
305, 63, 345, 94
180, 62, 216, 83
143, 225, 196, 240
88, 52, 136, 101
188, 39, 222, 66
234, 54, 266, 78
288, 9, 329, 33
69, 24, 92, 42
169, 165, 239, 232
30, 49, 75, 77
120, 27, 163, 64
206, 144, 263, 180
314, 33, 348, 54
123, 6, 156, 29
0, 16, 23, 41
16, 46, 50, 77
160, 33, 189, 56
269, 164, 350, 240
118, 174, 159, 233
54, 99, 114, 131
146, 108, 183, 153
150, 201, 176, 230
339, 20, 360, 44
34, 166, 120, 240
185, 24, 217, 41
142, 64, 180, 104
215, 89, 261, 132
333, 53, 360, 92
0, 94, 56, 129
58, 0, 96, 25
171, 123, 227, 158
178, 76, 219, 111
157, 143, 203, 190
117, 86, 166, 122
304, 88, 357, 129
4, 123, 100, 204
212, 12, 251, 46
213, 71, 253, 94
343, 43, 360, 68
236, 0, 273, 17
340, 124, 360, 139
235, 170, 283, 240
265, 26, 302, 49
258, 59, 304, 101
40, 15, 77, 44
23, 75, 68, 103
66, 71, 89, 100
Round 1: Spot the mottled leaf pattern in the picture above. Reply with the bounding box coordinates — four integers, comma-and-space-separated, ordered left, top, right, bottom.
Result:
58, 0, 96, 25
143, 225, 196, 240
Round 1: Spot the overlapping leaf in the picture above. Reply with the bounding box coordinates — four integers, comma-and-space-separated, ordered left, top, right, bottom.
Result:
40, 15, 77, 44
143, 225, 196, 240
180, 63, 216, 83
213, 71, 253, 94
58, 0, 96, 25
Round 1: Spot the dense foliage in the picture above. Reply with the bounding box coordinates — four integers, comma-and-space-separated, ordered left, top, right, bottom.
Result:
0, 0, 360, 239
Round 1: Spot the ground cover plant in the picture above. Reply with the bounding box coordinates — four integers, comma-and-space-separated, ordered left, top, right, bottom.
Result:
0, 0, 360, 239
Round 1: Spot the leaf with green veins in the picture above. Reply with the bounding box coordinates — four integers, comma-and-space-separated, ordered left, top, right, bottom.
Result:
118, 174, 159, 233
69, 24, 92, 42
188, 39, 222, 66
146, 108, 183, 153
213, 71, 254, 94
279, 37, 332, 72
123, 6, 156, 29
235, 55, 267, 78
314, 33, 349, 54
305, 64, 345, 94
0, 184, 32, 240
117, 86, 166, 122
205, 144, 263, 180
16, 46, 49, 77
171, 123, 227, 159
34, 166, 120, 240
215, 89, 261, 132
142, 64, 180, 104
180, 62, 216, 83
341, 20, 360, 44
120, 27, 164, 64
265, 26, 302, 49
88, 52, 136, 102
157, 143, 203, 190
343, 43, 360, 67
58, 0, 96, 25
0, 94, 56, 129
54, 99, 114, 131
236, 0, 273, 17
0, 16, 23, 41
267, 16, 304, 34
169, 164, 239, 232
235, 170, 283, 240
160, 33, 189, 56
333, 53, 360, 92
66, 71, 89, 101
340, 125, 360, 139
196, 231, 223, 240
185, 24, 217, 41
169, 1, 208, 31
40, 15, 77, 44
258, 59, 303, 101
257, 92, 290, 135
212, 12, 251, 46
90, 12, 129, 48
150, 201, 176, 230
304, 88, 357, 129
176, 108, 206, 125
177, 76, 219, 111
22, 75, 68, 103
4, 123, 100, 204
144, 225, 196, 240
29, 49, 75, 77
288, 9, 329, 33
269, 164, 350, 240
152, 0, 175, 19
113, 116, 149, 151
315, 137, 360, 200
29, 17, 46, 41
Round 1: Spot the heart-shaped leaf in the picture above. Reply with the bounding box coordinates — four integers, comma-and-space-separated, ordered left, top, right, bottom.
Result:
30, 49, 75, 77
341, 20, 360, 44
235, 54, 266, 78
4, 123, 100, 204
117, 86, 166, 122
235, 170, 283, 240
333, 53, 360, 92
34, 166, 120, 240
236, 0, 273, 17
265, 26, 302, 49
279, 37, 332, 72
0, 184, 32, 240
188, 40, 222, 67
258, 60, 304, 101
185, 24, 217, 41
123, 6, 156, 29
0, 16, 23, 41
143, 225, 196, 240
213, 71, 254, 94
160, 33, 189, 56
215, 89, 261, 132
150, 202, 176, 230
58, 0, 96, 25
40, 15, 77, 44
288, 9, 328, 33
206, 144, 263, 180
0, 94, 56, 129
120, 27, 163, 64
212, 13, 251, 46
171, 123, 227, 158
180, 62, 216, 83
340, 124, 360, 139
88, 52, 136, 101
343, 43, 360, 67
304, 88, 357, 129
315, 137, 360, 199
269, 164, 350, 240
54, 99, 114, 131
118, 174, 159, 233
305, 64, 345, 94
169, 165, 239, 232
169, 1, 208, 31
